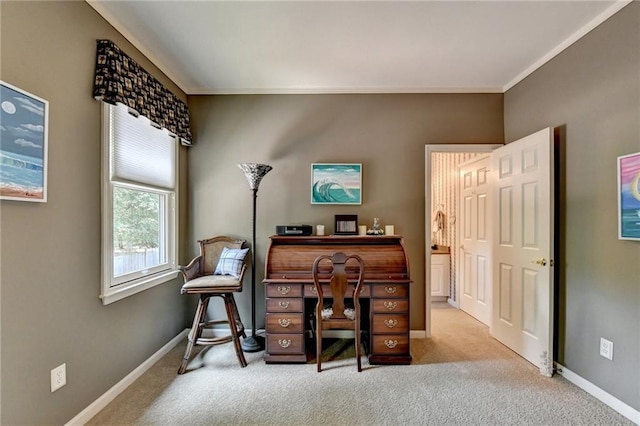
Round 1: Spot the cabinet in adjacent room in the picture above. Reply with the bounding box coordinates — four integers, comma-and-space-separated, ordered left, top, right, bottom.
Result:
431, 253, 450, 297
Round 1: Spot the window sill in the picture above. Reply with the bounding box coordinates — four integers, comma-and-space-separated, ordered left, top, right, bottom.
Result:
100, 269, 180, 305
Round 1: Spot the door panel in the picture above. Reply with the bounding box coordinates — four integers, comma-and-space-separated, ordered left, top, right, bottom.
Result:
490, 127, 554, 376
458, 155, 492, 325
498, 263, 513, 323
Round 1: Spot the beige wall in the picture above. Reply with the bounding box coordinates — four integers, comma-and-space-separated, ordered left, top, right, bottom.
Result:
0, 2, 188, 424
505, 2, 639, 410
187, 94, 504, 331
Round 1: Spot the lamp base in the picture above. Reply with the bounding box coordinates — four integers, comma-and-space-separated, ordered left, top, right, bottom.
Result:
241, 335, 265, 352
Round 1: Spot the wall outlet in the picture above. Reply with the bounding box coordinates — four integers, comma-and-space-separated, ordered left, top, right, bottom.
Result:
599, 337, 613, 361
51, 363, 66, 392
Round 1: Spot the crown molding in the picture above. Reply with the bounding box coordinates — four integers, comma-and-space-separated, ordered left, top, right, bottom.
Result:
186, 86, 504, 95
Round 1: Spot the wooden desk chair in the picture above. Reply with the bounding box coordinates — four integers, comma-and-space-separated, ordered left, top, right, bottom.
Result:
312, 252, 365, 372
178, 236, 249, 374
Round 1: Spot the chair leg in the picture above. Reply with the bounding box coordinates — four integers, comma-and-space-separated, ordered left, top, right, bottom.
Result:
355, 324, 362, 373
316, 326, 322, 373
195, 296, 211, 341
224, 294, 248, 368
179, 295, 208, 374
228, 293, 247, 338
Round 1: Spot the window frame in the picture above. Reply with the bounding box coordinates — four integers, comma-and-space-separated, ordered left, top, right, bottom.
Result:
100, 103, 179, 305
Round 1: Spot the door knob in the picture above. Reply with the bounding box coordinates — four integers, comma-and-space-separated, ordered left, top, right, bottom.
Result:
460, 244, 465, 251
531, 258, 547, 266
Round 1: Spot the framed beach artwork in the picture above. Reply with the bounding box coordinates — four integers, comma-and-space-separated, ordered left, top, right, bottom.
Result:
618, 152, 640, 240
0, 81, 49, 202
311, 163, 362, 205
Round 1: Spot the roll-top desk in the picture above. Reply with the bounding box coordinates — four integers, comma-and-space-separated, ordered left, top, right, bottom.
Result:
263, 235, 411, 365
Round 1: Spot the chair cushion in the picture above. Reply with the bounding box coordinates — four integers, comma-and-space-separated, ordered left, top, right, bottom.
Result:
181, 274, 242, 291
214, 247, 249, 278
321, 305, 356, 321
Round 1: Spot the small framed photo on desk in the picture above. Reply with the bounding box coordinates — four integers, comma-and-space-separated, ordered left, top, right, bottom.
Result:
334, 214, 358, 235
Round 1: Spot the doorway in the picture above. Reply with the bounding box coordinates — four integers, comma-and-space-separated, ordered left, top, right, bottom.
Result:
425, 144, 501, 338
426, 129, 556, 375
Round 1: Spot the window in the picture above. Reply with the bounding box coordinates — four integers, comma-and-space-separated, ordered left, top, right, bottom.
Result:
101, 103, 178, 304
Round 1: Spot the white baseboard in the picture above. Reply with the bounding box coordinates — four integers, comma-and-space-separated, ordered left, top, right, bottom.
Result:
410, 329, 426, 339
447, 298, 458, 308
556, 363, 639, 425
66, 329, 189, 426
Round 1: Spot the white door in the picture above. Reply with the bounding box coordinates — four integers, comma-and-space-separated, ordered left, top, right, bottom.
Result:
490, 127, 554, 376
458, 156, 492, 326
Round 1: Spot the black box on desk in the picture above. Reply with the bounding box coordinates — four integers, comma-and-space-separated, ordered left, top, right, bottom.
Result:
276, 225, 313, 236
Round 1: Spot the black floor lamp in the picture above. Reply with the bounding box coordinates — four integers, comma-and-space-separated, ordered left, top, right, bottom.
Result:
238, 163, 273, 352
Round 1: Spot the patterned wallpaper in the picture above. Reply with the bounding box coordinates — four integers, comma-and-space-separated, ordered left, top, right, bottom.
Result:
430, 152, 480, 301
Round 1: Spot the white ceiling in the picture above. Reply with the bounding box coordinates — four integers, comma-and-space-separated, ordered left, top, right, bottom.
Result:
88, 0, 631, 95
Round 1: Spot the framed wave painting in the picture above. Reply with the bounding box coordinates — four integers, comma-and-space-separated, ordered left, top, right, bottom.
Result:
618, 152, 640, 240
0, 81, 49, 203
311, 163, 362, 205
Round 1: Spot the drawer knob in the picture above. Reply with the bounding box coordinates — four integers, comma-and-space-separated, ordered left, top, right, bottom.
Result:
277, 286, 291, 295
384, 339, 398, 349
383, 301, 398, 311
278, 339, 292, 348
384, 319, 398, 328
278, 301, 290, 309
278, 318, 292, 328
309, 286, 317, 293
385, 286, 397, 294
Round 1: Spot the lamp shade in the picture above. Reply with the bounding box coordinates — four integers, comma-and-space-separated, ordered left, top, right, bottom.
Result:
238, 163, 273, 190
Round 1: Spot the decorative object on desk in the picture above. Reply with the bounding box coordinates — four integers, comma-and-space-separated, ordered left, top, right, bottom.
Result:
358, 225, 367, 235
385, 225, 395, 236
367, 217, 384, 235
276, 225, 312, 236
334, 214, 358, 235
238, 162, 273, 352
311, 163, 362, 205
618, 151, 640, 240
316, 224, 325, 236
0, 81, 49, 202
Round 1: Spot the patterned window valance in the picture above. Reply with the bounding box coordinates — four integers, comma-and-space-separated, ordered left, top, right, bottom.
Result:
93, 39, 192, 145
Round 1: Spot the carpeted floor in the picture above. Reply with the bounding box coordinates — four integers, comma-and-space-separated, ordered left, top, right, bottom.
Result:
86, 303, 633, 425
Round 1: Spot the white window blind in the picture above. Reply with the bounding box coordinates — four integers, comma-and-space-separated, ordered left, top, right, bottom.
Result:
110, 103, 176, 189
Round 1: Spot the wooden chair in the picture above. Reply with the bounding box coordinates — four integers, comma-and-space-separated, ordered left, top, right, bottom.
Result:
178, 236, 249, 374
312, 252, 365, 372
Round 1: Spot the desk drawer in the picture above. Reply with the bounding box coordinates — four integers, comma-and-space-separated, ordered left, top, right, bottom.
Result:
372, 299, 409, 313
372, 314, 409, 333
266, 313, 304, 333
372, 335, 409, 355
266, 298, 303, 313
371, 284, 409, 298
304, 284, 370, 298
266, 334, 305, 355
266, 283, 303, 298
